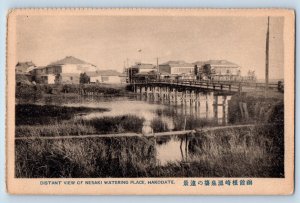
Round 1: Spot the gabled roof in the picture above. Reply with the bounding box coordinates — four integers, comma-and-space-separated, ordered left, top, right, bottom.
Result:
48, 56, 93, 66
87, 70, 121, 77
33, 66, 46, 70
193, 61, 206, 66
16, 61, 36, 68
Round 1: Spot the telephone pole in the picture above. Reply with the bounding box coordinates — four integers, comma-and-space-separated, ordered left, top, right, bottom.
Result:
265, 16, 270, 97
156, 57, 159, 80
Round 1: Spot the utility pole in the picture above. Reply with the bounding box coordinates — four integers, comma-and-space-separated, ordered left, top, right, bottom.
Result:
156, 57, 159, 80
265, 16, 270, 98
127, 58, 131, 83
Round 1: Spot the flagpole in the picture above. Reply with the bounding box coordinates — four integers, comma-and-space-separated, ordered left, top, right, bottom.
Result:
138, 49, 142, 64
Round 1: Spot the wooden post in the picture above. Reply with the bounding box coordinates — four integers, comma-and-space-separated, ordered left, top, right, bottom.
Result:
213, 95, 218, 120
206, 93, 209, 119
222, 95, 227, 125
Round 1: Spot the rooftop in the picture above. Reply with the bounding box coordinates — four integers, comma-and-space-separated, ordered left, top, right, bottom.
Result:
48, 56, 95, 66
16, 61, 36, 68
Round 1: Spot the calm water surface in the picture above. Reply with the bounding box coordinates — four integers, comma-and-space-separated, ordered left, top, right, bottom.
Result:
18, 92, 232, 166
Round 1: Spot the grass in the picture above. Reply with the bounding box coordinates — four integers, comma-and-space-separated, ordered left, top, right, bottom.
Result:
16, 137, 156, 178
16, 83, 129, 99
15, 104, 146, 137
16, 104, 108, 125
16, 115, 145, 137
228, 95, 284, 124
78, 115, 145, 134
15, 103, 217, 137
156, 124, 284, 177
16, 122, 97, 137
15, 124, 284, 178
14, 93, 284, 178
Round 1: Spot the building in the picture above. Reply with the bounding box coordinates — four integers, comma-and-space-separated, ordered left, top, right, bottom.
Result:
126, 63, 157, 82
159, 61, 196, 79
201, 60, 241, 81
45, 56, 98, 74
31, 56, 98, 84
15, 61, 37, 84
88, 70, 122, 84
40, 74, 56, 84
16, 61, 36, 74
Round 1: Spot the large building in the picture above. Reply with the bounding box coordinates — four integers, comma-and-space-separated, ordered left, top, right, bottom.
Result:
196, 60, 241, 81
159, 61, 196, 79
45, 56, 98, 74
31, 56, 98, 84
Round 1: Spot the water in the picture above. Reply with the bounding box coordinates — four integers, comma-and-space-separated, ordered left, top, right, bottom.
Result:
17, 92, 232, 166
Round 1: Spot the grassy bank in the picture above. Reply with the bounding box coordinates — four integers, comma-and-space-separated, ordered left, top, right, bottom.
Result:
16, 83, 129, 99
15, 124, 284, 178
156, 124, 284, 177
15, 103, 219, 137
16, 104, 108, 125
228, 94, 284, 124
16, 114, 146, 137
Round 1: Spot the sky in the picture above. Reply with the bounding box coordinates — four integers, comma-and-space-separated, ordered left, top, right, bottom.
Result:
16, 15, 284, 79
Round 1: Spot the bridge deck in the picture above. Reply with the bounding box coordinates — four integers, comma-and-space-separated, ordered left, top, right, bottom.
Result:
131, 79, 280, 94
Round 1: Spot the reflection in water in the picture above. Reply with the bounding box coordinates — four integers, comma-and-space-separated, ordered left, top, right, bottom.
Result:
17, 92, 232, 166
155, 134, 210, 166
156, 137, 182, 165
17, 91, 231, 131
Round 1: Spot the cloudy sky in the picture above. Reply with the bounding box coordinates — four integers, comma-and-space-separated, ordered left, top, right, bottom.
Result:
16, 15, 284, 79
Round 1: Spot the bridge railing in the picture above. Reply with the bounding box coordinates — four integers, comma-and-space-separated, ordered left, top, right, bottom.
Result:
131, 79, 282, 93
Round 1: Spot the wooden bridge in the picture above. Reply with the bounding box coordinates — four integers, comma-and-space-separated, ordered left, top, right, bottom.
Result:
131, 79, 281, 95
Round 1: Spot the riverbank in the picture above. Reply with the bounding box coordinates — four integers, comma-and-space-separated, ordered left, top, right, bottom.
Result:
15, 87, 284, 178
16, 104, 145, 137
15, 124, 284, 178
16, 83, 131, 99
15, 103, 219, 137
228, 93, 284, 124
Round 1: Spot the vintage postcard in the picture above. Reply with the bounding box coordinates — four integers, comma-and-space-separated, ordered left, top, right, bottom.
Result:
6, 9, 294, 195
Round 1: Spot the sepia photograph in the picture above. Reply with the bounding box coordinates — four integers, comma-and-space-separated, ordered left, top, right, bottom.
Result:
6, 9, 294, 195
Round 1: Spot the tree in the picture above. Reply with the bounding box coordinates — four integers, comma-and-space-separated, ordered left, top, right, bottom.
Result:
80, 72, 90, 84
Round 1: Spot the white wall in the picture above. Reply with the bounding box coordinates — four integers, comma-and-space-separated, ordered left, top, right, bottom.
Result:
105, 76, 121, 84
48, 74, 56, 84
91, 75, 121, 84
170, 66, 194, 75
61, 64, 98, 74
90, 76, 102, 83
